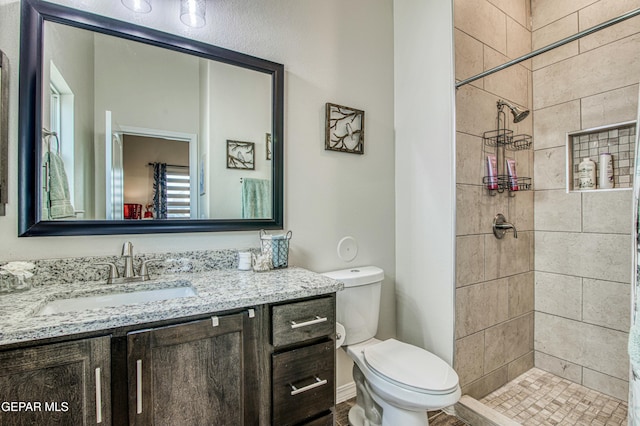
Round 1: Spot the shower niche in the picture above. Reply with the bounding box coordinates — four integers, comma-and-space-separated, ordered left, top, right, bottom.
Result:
482, 100, 533, 196
566, 121, 636, 192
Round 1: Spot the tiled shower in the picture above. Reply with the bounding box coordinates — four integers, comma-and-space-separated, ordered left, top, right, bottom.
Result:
453, 0, 640, 416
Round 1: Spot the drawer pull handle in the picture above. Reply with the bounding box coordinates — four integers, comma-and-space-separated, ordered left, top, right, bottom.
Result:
95, 367, 102, 424
290, 376, 328, 396
290, 316, 327, 329
136, 359, 143, 414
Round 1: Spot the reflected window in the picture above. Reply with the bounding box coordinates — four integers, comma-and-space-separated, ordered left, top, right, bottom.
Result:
166, 165, 190, 218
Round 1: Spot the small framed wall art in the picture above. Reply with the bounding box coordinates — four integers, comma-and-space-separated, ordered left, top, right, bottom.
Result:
325, 102, 365, 154
227, 140, 255, 170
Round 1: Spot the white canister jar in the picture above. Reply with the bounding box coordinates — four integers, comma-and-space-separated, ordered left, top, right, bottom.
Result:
578, 157, 596, 190
598, 153, 614, 189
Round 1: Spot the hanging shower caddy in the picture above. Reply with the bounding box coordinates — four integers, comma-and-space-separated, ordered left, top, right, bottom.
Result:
482, 100, 533, 196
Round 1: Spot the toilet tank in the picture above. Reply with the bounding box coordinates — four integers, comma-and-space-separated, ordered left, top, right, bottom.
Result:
322, 266, 384, 346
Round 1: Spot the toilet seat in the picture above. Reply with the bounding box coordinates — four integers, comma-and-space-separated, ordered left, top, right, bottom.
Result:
363, 339, 459, 395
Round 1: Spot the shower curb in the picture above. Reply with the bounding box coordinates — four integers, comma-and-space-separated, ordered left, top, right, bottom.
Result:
447, 395, 522, 426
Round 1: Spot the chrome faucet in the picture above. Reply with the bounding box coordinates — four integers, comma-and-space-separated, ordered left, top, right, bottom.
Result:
493, 213, 518, 239
95, 242, 158, 283
122, 241, 135, 278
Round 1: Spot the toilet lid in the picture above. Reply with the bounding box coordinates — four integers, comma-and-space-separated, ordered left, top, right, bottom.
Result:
363, 339, 459, 394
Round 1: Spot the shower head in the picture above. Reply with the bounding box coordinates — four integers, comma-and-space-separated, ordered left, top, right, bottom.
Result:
497, 100, 530, 123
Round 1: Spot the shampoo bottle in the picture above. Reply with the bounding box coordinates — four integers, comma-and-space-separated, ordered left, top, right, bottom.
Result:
598, 153, 614, 189
578, 158, 596, 190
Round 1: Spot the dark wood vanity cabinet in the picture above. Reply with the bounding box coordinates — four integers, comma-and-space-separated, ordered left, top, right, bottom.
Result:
0, 336, 111, 426
126, 310, 260, 426
0, 293, 336, 426
271, 296, 336, 425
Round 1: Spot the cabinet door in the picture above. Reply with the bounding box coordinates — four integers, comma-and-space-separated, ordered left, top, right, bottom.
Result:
0, 336, 111, 426
127, 311, 259, 426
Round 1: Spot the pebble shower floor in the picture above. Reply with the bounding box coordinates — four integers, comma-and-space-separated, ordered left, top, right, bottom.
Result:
480, 368, 627, 425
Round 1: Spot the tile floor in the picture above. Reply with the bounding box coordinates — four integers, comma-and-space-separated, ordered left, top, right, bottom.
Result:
480, 368, 628, 425
335, 397, 467, 426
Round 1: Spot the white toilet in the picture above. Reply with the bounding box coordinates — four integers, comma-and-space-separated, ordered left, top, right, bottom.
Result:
323, 266, 460, 426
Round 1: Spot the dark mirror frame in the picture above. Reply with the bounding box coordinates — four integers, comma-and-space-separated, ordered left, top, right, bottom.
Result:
18, 0, 284, 237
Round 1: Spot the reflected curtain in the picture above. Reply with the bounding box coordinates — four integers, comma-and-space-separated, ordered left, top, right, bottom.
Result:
152, 162, 167, 219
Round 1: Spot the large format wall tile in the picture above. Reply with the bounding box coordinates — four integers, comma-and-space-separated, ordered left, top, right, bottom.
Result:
535, 312, 629, 380
532, 0, 602, 29
488, 0, 529, 29
456, 85, 505, 137
456, 234, 485, 287
534, 350, 583, 384
455, 0, 507, 55
533, 100, 581, 150
456, 132, 484, 186
581, 84, 640, 130
484, 313, 534, 373
456, 184, 508, 236
535, 231, 632, 283
508, 187, 534, 232
535, 271, 583, 321
582, 190, 633, 234
508, 351, 534, 381
583, 278, 631, 332
456, 279, 509, 338
579, 0, 640, 53
462, 365, 509, 400
534, 147, 566, 190
455, 29, 484, 84
506, 16, 532, 68
485, 231, 532, 280
583, 368, 629, 401
508, 271, 534, 318
484, 47, 529, 108
533, 33, 640, 109
455, 331, 485, 386
532, 14, 579, 70
534, 190, 582, 232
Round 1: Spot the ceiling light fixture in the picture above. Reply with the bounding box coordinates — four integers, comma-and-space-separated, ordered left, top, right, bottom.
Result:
180, 0, 206, 28
121, 0, 152, 13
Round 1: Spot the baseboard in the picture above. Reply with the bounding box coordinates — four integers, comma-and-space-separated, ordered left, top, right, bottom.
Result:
337, 382, 356, 403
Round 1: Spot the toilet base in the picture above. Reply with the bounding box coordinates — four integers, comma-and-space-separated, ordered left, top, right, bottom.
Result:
367, 381, 431, 426
348, 404, 380, 426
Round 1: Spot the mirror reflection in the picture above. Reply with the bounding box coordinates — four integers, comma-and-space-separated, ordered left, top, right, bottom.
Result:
42, 21, 273, 221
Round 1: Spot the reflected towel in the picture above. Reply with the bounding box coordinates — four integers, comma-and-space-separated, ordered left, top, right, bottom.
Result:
242, 178, 271, 219
43, 151, 75, 219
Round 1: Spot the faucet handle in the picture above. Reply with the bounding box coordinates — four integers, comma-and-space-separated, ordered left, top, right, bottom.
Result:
139, 259, 161, 280
94, 262, 119, 284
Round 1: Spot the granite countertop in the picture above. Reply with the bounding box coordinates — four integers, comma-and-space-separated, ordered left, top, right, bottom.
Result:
0, 267, 343, 347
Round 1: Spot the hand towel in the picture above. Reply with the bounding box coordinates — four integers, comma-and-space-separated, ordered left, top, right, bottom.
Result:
241, 178, 271, 219
43, 151, 75, 219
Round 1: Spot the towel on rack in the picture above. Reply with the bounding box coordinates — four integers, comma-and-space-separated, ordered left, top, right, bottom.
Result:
241, 178, 271, 219
630, 322, 640, 374
43, 151, 75, 219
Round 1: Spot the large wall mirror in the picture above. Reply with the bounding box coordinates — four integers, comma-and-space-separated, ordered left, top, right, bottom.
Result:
18, 0, 284, 236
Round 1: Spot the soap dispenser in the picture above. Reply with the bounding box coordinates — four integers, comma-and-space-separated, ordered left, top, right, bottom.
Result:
578, 157, 596, 190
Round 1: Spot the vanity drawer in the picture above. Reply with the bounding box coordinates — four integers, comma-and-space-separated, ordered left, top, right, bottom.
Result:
272, 296, 335, 347
272, 340, 335, 426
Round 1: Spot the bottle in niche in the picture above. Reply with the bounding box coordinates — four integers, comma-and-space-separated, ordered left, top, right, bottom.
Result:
598, 153, 614, 189
578, 157, 596, 190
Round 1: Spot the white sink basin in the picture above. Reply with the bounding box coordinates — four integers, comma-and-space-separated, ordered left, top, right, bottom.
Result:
37, 286, 198, 315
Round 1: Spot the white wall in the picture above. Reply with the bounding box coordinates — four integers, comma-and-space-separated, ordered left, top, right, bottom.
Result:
207, 61, 271, 219
0, 0, 395, 389
394, 0, 457, 364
